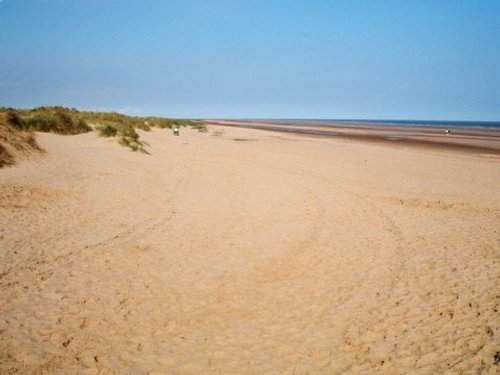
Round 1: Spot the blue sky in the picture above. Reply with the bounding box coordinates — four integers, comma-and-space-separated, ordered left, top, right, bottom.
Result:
1, 0, 499, 120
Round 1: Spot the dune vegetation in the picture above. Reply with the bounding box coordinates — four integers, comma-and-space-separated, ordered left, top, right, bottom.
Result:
0, 111, 44, 168
0, 106, 206, 165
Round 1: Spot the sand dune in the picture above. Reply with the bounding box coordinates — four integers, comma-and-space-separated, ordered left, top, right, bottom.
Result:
1, 126, 499, 374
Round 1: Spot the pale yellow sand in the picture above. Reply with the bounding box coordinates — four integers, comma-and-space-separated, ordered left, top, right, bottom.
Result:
1, 126, 499, 374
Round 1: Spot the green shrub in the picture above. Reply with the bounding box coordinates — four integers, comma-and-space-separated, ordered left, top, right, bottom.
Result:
54, 111, 91, 134
6, 109, 91, 135
98, 124, 118, 137
118, 127, 148, 153
120, 127, 139, 141
24, 114, 56, 132
76, 119, 92, 133
6, 111, 25, 130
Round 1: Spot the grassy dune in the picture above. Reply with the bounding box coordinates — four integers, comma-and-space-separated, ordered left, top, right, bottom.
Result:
0, 112, 43, 167
0, 106, 205, 165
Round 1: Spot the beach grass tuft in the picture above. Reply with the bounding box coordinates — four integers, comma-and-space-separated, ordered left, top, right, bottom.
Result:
118, 127, 149, 154
97, 124, 118, 137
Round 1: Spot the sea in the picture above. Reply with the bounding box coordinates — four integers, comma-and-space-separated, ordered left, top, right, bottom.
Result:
273, 119, 500, 130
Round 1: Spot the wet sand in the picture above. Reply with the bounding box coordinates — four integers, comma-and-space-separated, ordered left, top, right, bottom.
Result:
1, 125, 499, 374
204, 119, 500, 154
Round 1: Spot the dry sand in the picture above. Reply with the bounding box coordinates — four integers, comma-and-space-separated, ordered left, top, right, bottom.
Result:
1, 125, 499, 374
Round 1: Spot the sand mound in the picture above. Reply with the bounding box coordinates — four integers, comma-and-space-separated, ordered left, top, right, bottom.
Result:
0, 121, 43, 167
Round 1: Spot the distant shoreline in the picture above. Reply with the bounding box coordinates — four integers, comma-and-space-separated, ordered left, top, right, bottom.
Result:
317, 119, 500, 129
201, 118, 500, 129
203, 119, 500, 155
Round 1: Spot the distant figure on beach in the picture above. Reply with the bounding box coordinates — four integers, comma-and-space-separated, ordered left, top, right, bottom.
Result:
445, 129, 451, 136
173, 127, 180, 136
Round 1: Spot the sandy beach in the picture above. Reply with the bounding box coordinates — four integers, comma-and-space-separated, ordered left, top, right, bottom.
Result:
204, 120, 500, 154
1, 125, 499, 374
